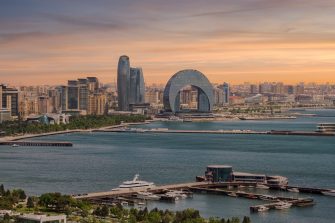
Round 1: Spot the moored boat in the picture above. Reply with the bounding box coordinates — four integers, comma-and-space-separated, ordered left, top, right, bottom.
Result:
322, 190, 335, 196
257, 205, 269, 212
275, 202, 292, 210
112, 174, 155, 191
256, 184, 269, 189
137, 192, 160, 200
287, 188, 299, 193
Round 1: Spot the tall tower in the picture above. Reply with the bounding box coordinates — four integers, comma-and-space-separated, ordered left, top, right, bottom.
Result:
117, 55, 130, 111
129, 67, 145, 105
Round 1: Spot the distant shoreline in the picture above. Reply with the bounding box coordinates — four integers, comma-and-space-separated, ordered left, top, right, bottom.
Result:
0, 121, 153, 142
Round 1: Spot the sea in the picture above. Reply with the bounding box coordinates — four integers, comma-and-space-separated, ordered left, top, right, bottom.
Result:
0, 109, 334, 223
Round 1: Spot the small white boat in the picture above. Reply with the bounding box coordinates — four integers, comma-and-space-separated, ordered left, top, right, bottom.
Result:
137, 192, 160, 200
275, 202, 292, 210
322, 190, 335, 196
165, 190, 188, 199
256, 184, 269, 189
257, 206, 269, 212
287, 188, 299, 193
227, 192, 237, 197
11, 144, 19, 147
259, 195, 277, 201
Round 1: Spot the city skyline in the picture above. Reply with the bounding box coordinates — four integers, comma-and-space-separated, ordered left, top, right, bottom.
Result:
1, 0, 335, 85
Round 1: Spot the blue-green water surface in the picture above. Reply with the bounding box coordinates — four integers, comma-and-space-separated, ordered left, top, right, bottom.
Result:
0, 109, 334, 222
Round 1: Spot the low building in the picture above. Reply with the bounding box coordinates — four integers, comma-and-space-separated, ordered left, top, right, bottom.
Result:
198, 165, 288, 188
26, 114, 70, 125
0, 109, 11, 123
17, 214, 66, 223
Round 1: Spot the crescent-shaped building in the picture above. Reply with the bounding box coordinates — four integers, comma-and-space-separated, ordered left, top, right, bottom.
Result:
163, 69, 214, 113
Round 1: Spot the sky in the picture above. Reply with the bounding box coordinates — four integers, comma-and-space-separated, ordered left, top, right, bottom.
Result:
1, 0, 335, 86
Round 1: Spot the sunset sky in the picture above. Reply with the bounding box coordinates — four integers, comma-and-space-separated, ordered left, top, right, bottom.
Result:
1, 0, 335, 86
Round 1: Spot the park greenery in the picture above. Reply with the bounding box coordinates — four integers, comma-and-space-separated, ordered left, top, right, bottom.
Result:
0, 114, 147, 136
0, 185, 251, 223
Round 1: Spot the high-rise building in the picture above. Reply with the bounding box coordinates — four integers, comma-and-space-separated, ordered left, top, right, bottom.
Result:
88, 93, 107, 115
78, 78, 89, 114
67, 80, 79, 110
129, 67, 145, 105
117, 56, 146, 111
218, 82, 230, 104
117, 55, 130, 111
87, 77, 99, 92
0, 85, 19, 117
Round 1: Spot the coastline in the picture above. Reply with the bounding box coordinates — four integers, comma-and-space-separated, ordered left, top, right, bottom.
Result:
0, 120, 153, 142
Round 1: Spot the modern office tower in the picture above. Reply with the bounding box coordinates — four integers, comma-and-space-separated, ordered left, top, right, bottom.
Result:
250, 84, 259, 94
59, 86, 68, 112
129, 67, 145, 105
67, 80, 79, 110
222, 82, 230, 104
117, 55, 130, 111
0, 85, 19, 117
78, 78, 89, 113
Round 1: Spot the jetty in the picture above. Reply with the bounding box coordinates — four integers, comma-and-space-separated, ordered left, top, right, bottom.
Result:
95, 128, 335, 137
0, 141, 73, 147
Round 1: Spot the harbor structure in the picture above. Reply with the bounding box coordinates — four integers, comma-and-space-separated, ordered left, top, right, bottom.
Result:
197, 165, 288, 188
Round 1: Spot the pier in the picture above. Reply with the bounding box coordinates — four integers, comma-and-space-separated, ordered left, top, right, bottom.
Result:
0, 141, 73, 147
95, 128, 335, 137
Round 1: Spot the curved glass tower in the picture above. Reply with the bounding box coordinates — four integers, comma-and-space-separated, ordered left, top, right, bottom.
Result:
117, 55, 130, 111
163, 69, 214, 113
129, 68, 145, 105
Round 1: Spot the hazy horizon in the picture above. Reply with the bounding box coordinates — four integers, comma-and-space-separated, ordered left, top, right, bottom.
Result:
1, 0, 335, 85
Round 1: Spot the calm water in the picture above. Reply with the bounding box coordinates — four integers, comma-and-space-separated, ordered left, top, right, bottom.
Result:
0, 109, 334, 223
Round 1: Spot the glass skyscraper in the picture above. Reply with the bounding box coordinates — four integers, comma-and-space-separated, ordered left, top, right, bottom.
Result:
117, 56, 145, 111
117, 55, 130, 111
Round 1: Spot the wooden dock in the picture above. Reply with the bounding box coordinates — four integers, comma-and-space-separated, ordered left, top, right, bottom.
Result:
0, 141, 73, 147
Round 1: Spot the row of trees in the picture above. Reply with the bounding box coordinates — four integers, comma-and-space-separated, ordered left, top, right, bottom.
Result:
92, 205, 251, 223
0, 184, 26, 209
0, 114, 147, 136
0, 186, 251, 223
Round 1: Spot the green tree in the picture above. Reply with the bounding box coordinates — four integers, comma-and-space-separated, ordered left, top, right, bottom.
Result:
27, 196, 34, 209
242, 216, 251, 223
0, 184, 4, 196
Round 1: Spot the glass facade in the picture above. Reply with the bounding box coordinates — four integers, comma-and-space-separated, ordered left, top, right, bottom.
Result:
163, 69, 214, 113
117, 55, 130, 111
